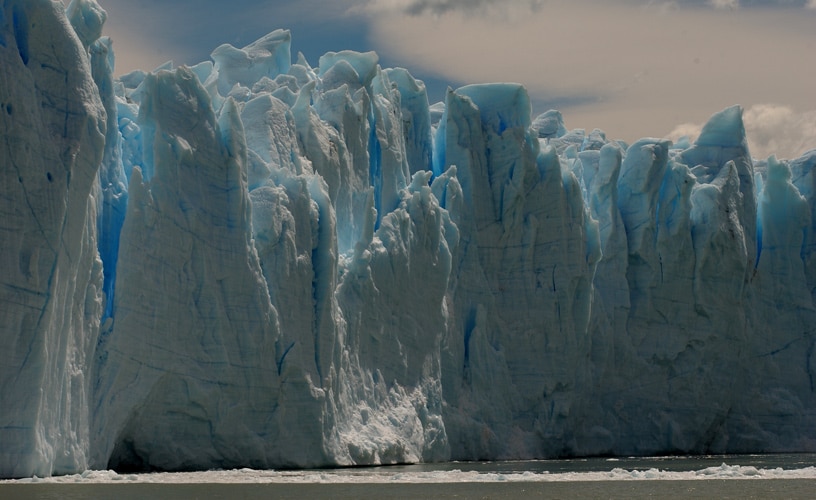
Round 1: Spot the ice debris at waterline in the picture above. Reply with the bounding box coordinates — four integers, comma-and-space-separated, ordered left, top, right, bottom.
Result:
2, 0, 816, 479
6, 463, 816, 484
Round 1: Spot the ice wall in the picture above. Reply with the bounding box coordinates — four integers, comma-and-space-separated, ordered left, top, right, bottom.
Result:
1, 0, 816, 478
0, 0, 106, 477
432, 84, 600, 458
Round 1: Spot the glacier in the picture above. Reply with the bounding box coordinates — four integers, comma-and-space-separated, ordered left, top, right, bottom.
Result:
1, 0, 816, 478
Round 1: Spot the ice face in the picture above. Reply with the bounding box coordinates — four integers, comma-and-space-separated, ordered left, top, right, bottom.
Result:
211, 29, 292, 97
91, 68, 298, 470
384, 68, 433, 175
790, 149, 816, 304
91, 35, 127, 321
2, 0, 816, 479
0, 0, 106, 478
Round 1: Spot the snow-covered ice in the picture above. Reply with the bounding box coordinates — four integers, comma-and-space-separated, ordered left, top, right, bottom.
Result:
2, 0, 816, 478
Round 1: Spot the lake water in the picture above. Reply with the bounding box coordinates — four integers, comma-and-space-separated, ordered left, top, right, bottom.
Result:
3, 454, 816, 499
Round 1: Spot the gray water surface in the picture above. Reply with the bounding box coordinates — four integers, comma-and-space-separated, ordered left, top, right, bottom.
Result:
4, 454, 816, 499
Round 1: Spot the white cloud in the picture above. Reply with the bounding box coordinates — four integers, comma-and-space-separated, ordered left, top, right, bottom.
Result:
57, 0, 178, 72
358, 0, 816, 145
666, 105, 816, 159
404, 0, 541, 16
364, 0, 541, 14
744, 105, 816, 159
358, 0, 544, 19
709, 0, 739, 9
665, 122, 704, 144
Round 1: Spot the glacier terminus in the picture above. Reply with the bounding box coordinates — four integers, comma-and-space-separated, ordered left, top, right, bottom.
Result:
1, 0, 816, 478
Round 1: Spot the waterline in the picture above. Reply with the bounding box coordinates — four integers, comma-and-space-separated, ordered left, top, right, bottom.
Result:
3, 454, 816, 499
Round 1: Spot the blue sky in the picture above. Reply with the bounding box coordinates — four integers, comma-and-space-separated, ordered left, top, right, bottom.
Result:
74, 0, 816, 158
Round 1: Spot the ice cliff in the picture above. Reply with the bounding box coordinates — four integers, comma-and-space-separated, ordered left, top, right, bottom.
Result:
2, 0, 815, 478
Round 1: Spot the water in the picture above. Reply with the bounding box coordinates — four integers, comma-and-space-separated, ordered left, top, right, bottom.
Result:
378, 453, 816, 474
4, 480, 816, 499
3, 454, 816, 499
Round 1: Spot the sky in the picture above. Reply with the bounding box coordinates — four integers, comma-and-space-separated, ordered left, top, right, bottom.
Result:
68, 0, 816, 159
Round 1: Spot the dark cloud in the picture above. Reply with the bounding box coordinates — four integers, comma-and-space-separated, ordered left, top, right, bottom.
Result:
676, 0, 814, 6
94, 0, 370, 71
397, 0, 815, 18
729, 0, 812, 6
402, 0, 543, 16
